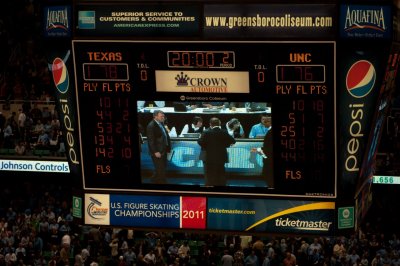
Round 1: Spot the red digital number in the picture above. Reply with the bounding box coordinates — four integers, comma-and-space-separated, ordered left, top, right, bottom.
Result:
280, 125, 296, 137
123, 136, 131, 145
94, 135, 104, 146
121, 147, 132, 159
96, 110, 112, 120
95, 147, 114, 158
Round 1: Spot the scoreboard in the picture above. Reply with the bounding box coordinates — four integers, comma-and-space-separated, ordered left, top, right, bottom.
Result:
72, 40, 336, 198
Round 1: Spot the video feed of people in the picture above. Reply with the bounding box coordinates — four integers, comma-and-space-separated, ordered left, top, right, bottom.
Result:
137, 100, 274, 188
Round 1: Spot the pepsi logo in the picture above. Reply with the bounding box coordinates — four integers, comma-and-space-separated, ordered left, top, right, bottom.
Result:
52, 57, 69, 94
346, 60, 376, 98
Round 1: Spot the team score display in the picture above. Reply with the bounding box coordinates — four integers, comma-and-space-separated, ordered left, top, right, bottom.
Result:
83, 63, 129, 81
276, 65, 326, 83
167, 51, 235, 68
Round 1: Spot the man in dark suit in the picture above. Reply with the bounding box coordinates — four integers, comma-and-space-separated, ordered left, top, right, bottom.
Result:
146, 110, 171, 184
198, 117, 236, 186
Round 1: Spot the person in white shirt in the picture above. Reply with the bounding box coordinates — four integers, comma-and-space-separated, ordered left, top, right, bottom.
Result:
144, 249, 156, 265
221, 249, 234, 266
179, 116, 204, 137
178, 241, 190, 265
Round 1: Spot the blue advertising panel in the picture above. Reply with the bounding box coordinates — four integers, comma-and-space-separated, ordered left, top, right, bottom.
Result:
339, 5, 392, 39
85, 194, 207, 229
84, 193, 334, 234
110, 194, 181, 228
203, 4, 336, 39
75, 4, 200, 37
47, 48, 82, 177
207, 198, 335, 235
337, 45, 390, 195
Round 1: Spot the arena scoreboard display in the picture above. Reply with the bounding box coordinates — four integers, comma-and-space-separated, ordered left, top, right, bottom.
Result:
73, 40, 336, 198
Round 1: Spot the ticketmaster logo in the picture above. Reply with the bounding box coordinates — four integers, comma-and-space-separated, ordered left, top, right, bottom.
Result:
275, 218, 332, 231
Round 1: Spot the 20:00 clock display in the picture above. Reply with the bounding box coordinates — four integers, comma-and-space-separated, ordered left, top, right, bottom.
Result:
167, 51, 235, 68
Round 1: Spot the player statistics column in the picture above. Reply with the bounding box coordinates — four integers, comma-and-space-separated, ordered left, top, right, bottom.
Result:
75, 49, 136, 187
273, 45, 336, 197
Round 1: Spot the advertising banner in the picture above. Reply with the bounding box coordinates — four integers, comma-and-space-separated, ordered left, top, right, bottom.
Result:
207, 198, 335, 234
43, 5, 72, 38
84, 193, 334, 234
203, 4, 336, 39
44, 33, 81, 176
339, 5, 392, 40
155, 71, 250, 93
337, 44, 389, 195
338, 206, 354, 229
76, 4, 200, 37
0, 160, 69, 173
85, 194, 207, 229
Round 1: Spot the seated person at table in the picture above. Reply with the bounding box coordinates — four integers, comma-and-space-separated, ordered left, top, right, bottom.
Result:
179, 116, 205, 137
225, 118, 245, 138
249, 114, 272, 138
137, 101, 166, 108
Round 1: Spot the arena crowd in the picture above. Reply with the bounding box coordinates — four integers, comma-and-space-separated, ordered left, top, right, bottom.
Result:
0, 182, 398, 266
